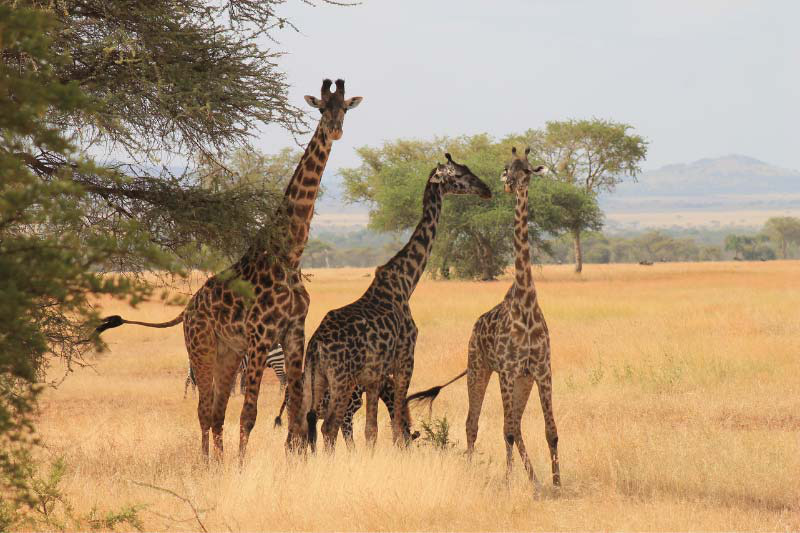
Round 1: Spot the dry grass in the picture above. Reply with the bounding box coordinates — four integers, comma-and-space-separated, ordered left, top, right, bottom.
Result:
33, 261, 800, 531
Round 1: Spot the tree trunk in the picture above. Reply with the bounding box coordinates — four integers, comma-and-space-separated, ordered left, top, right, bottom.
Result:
573, 230, 583, 273
781, 238, 787, 260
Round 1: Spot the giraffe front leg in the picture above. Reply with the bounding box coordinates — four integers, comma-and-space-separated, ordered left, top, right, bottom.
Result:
499, 372, 516, 479
537, 371, 561, 487
239, 323, 279, 465
513, 374, 541, 489
283, 316, 307, 453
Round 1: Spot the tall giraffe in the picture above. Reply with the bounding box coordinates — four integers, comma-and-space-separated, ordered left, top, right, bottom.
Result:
301, 154, 492, 451
95, 79, 362, 461
407, 147, 560, 487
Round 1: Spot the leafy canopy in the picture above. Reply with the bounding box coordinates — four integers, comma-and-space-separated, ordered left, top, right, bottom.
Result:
341, 134, 602, 280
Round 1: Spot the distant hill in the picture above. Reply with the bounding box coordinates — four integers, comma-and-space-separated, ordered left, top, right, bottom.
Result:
600, 155, 800, 231
614, 155, 800, 196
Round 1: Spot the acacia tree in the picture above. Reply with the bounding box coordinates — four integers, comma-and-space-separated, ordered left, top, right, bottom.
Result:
763, 216, 800, 259
0, 6, 166, 520
2, 0, 348, 368
1, 1, 346, 520
528, 119, 648, 273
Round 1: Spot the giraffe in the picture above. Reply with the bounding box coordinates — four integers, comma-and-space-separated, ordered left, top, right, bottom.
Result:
94, 78, 362, 461
406, 147, 560, 488
301, 154, 492, 451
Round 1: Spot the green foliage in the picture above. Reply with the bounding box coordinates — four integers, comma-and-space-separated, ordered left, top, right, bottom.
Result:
762, 216, 800, 259
418, 416, 456, 451
190, 146, 302, 269
529, 119, 649, 193
725, 233, 775, 261
0, 4, 174, 515
341, 134, 602, 279
527, 119, 648, 272
5, 0, 323, 272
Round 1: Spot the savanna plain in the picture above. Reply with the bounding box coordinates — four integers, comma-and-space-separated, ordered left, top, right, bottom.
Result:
35, 261, 799, 531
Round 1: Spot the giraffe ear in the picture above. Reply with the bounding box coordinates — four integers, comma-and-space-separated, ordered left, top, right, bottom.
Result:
344, 96, 363, 109
304, 95, 322, 108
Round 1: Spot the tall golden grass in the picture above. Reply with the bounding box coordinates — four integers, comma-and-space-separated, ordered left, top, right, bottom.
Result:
35, 261, 799, 531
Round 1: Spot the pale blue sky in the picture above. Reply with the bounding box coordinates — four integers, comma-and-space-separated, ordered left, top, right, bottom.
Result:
254, 0, 800, 174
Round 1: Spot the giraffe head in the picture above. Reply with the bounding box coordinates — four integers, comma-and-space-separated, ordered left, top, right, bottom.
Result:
429, 153, 492, 199
501, 147, 548, 193
304, 78, 363, 141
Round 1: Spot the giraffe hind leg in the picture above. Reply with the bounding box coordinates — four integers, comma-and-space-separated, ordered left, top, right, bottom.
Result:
466, 340, 491, 457
321, 380, 355, 452
210, 345, 241, 461
186, 336, 216, 461
341, 387, 363, 449
363, 384, 379, 448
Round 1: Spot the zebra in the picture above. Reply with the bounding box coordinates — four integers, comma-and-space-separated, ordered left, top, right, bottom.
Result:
184, 344, 286, 398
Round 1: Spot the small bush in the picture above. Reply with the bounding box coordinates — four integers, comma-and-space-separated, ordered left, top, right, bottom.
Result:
419, 416, 457, 450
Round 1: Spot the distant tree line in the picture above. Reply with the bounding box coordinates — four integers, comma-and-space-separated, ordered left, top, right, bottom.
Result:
339, 125, 647, 279
300, 216, 800, 269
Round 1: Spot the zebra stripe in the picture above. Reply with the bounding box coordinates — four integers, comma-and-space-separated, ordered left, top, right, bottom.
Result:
183, 344, 285, 397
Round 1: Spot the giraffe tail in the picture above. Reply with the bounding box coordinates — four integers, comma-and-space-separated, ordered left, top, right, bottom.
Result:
405, 370, 467, 408
274, 388, 288, 427
95, 312, 184, 334
305, 337, 320, 450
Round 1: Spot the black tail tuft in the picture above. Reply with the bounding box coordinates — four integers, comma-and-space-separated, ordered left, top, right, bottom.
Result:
306, 410, 318, 451
95, 315, 124, 334
273, 415, 282, 428
405, 385, 443, 408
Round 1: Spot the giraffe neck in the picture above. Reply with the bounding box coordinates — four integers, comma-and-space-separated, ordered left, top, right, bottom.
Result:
282, 122, 332, 266
378, 180, 444, 301
512, 187, 537, 301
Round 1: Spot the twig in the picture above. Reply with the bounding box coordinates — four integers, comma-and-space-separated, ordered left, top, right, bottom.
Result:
128, 480, 210, 533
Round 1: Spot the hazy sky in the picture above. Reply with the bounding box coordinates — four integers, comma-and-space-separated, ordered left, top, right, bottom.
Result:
253, 0, 800, 174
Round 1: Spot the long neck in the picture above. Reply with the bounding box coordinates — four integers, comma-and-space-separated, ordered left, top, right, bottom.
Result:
513, 187, 535, 295
381, 181, 444, 300
283, 122, 332, 266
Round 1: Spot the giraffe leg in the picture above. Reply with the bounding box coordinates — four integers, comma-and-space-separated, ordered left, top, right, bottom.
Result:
392, 365, 413, 446
378, 379, 400, 434
537, 370, 561, 486
210, 346, 240, 461
499, 372, 517, 478
512, 374, 541, 488
341, 388, 362, 449
283, 316, 307, 453
185, 327, 215, 460
239, 322, 279, 464
321, 380, 354, 452
364, 384, 380, 448
466, 337, 491, 457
